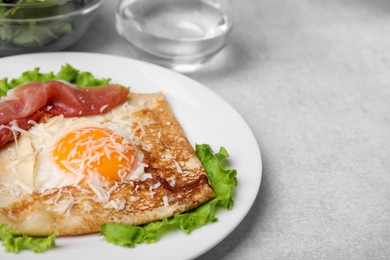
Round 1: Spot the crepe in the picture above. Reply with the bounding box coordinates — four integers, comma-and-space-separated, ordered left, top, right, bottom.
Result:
0, 92, 215, 236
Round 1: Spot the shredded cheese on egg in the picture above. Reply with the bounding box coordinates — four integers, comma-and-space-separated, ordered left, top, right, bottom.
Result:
86, 173, 110, 202
110, 118, 132, 126
13, 179, 33, 194
5, 149, 41, 170
0, 179, 33, 197
10, 124, 34, 137
39, 188, 58, 196
36, 171, 85, 195
45, 114, 64, 127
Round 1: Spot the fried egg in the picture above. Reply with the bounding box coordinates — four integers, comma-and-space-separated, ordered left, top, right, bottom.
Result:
30, 115, 142, 193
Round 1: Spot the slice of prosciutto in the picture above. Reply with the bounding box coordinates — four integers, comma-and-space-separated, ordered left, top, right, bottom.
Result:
0, 80, 129, 148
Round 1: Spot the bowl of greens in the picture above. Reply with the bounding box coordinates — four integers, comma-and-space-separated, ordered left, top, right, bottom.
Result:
0, 0, 102, 56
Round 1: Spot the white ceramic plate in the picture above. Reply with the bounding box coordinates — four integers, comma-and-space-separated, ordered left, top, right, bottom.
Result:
0, 52, 262, 260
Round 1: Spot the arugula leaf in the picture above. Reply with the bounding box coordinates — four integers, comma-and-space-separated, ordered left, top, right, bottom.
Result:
0, 63, 111, 96
0, 224, 58, 253
100, 144, 238, 248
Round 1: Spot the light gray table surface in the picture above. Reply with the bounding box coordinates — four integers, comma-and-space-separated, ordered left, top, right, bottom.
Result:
68, 0, 390, 259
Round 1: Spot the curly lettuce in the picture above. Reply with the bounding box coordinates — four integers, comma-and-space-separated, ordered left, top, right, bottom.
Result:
0, 225, 58, 253
0, 63, 111, 96
100, 144, 238, 248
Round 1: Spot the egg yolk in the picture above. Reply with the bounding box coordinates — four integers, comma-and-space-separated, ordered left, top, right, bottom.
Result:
53, 127, 136, 181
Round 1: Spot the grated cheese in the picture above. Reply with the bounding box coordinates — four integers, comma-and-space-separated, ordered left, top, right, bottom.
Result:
27, 119, 39, 126
83, 202, 92, 212
10, 125, 33, 137
173, 159, 194, 176
0, 125, 19, 150
140, 173, 152, 181
85, 174, 123, 203
166, 176, 176, 187
13, 179, 33, 194
0, 179, 33, 197
152, 182, 161, 190
99, 104, 109, 113
86, 174, 109, 202
104, 198, 126, 211
129, 196, 139, 202
5, 148, 41, 170
142, 143, 153, 151
115, 198, 126, 210
163, 196, 169, 207
173, 160, 183, 173
39, 188, 58, 196
44, 114, 64, 128
164, 154, 175, 159
45, 189, 76, 216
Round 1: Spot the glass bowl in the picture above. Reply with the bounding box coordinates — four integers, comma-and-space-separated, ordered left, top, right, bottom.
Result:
116, 0, 234, 73
0, 0, 102, 56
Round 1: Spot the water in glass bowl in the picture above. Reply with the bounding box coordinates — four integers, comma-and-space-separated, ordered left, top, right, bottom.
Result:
116, 0, 233, 72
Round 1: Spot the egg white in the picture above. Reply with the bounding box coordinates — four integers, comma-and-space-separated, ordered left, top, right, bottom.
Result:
28, 104, 145, 194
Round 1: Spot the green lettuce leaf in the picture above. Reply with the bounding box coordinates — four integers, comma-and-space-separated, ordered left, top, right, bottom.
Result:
0, 224, 58, 253
0, 63, 111, 96
100, 144, 238, 248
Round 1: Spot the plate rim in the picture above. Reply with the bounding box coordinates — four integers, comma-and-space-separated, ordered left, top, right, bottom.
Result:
0, 52, 262, 260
